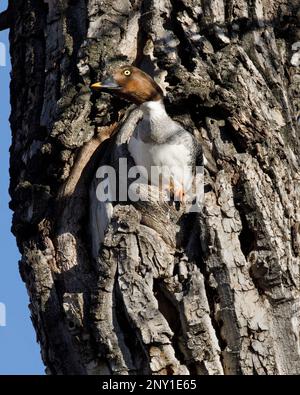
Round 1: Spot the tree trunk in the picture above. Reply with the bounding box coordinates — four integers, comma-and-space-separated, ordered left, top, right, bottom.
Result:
9, 0, 300, 375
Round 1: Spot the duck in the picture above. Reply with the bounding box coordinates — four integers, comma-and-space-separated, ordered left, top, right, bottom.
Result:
91, 65, 202, 205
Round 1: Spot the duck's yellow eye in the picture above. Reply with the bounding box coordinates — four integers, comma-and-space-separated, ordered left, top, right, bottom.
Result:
124, 69, 131, 76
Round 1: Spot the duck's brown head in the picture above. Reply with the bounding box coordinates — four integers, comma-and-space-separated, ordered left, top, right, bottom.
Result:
91, 65, 164, 105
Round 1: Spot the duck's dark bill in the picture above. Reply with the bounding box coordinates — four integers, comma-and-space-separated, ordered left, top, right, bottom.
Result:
91, 76, 120, 90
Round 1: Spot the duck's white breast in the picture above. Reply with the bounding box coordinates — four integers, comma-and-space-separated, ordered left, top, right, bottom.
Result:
128, 136, 194, 190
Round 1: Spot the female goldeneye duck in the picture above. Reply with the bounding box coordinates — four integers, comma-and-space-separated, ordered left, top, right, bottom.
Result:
91, 65, 202, 205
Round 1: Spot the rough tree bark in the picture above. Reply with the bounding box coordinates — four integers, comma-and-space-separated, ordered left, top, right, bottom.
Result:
8, 0, 300, 374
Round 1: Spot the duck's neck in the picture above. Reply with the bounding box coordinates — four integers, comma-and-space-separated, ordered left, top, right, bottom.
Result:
138, 99, 179, 142
140, 100, 170, 122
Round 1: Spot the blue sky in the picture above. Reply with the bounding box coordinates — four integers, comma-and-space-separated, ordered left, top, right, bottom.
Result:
0, 0, 45, 374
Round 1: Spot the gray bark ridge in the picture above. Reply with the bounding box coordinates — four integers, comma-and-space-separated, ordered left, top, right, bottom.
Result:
9, 0, 300, 374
